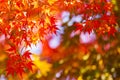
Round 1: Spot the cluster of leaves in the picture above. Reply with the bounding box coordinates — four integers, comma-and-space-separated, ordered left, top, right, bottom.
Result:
0, 0, 58, 77
6, 50, 33, 77
72, 0, 117, 35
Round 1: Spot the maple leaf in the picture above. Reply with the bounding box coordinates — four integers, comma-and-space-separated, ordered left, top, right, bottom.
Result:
16, 1, 24, 8
48, 0, 57, 5
48, 24, 58, 34
0, 2, 9, 12
102, 15, 116, 25
22, 50, 31, 59
6, 54, 23, 77
26, 61, 34, 71
108, 27, 116, 36
39, 19, 45, 26
104, 2, 113, 11
33, 54, 52, 76
7, 46, 16, 52
6, 52, 34, 77
92, 20, 100, 29
6, 67, 15, 76
31, 0, 39, 8
50, 16, 56, 24
74, 22, 83, 32
108, 16, 116, 25
23, 36, 32, 47
27, 7, 41, 17
15, 66, 24, 77
93, 4, 101, 13
83, 20, 93, 34
39, 27, 46, 38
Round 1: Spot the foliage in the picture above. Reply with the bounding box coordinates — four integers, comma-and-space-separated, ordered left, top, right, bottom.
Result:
0, 0, 120, 80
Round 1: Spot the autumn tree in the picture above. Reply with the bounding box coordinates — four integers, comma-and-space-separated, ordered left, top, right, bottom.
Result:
0, 0, 120, 80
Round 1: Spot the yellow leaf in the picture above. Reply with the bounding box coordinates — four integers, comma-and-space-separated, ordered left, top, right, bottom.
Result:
78, 75, 83, 80
83, 53, 90, 60
0, 54, 6, 61
0, 18, 3, 23
112, 0, 118, 11
48, 0, 57, 5
32, 54, 52, 77
31, 0, 39, 8
117, 47, 120, 54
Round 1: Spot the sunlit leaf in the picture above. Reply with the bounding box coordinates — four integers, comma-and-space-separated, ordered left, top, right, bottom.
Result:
33, 54, 52, 76
48, 0, 57, 5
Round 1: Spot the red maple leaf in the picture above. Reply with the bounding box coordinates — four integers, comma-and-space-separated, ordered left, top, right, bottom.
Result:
50, 16, 56, 24
22, 50, 31, 59
26, 61, 34, 71
6, 50, 34, 77
108, 27, 116, 36
74, 22, 83, 32
6, 67, 15, 76
92, 20, 100, 29
15, 65, 24, 77
48, 24, 58, 34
